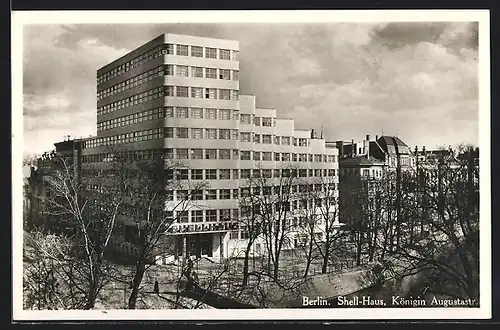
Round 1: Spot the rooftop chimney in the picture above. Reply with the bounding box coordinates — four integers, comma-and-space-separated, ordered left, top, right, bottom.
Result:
311, 129, 315, 139
375, 135, 378, 141
366, 135, 370, 141
351, 139, 355, 157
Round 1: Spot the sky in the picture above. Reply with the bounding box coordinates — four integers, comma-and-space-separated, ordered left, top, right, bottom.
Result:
22, 21, 479, 157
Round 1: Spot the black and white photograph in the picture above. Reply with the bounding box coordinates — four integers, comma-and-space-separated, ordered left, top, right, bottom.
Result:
12, 10, 491, 320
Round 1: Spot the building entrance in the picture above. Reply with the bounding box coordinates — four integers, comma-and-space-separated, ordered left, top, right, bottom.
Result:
176, 234, 213, 258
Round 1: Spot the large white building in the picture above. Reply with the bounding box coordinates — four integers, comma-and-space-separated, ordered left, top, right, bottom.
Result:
74, 33, 339, 262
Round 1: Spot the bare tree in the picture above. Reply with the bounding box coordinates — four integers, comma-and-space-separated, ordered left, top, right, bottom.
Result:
386, 145, 479, 301
108, 150, 209, 309
238, 177, 265, 287
34, 151, 125, 309
302, 175, 345, 274
247, 164, 298, 282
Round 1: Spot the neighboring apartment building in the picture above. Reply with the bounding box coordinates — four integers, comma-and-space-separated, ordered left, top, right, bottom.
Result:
29, 33, 340, 263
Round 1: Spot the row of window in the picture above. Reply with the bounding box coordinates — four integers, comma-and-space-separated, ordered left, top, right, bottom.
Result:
96, 107, 235, 131
97, 86, 239, 116
97, 65, 239, 100
82, 142, 337, 164
341, 168, 385, 178
97, 44, 239, 84
87, 131, 317, 156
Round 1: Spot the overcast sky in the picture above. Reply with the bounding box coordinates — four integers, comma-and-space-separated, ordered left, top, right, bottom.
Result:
22, 22, 479, 156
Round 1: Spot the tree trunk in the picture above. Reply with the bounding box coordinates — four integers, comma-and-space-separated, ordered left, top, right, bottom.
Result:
273, 250, 280, 281
84, 282, 99, 310
321, 240, 330, 274
242, 244, 252, 287
128, 260, 146, 309
303, 238, 314, 278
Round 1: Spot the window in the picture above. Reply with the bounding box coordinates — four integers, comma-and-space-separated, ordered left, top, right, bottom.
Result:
232, 130, 239, 140
219, 49, 230, 60
253, 151, 261, 161
219, 89, 231, 100
274, 169, 281, 178
177, 86, 189, 98
219, 169, 231, 180
233, 170, 239, 179
282, 137, 290, 145
262, 135, 272, 144
191, 87, 203, 98
191, 128, 203, 139
176, 65, 188, 77
254, 117, 261, 126
206, 189, 217, 200
191, 149, 203, 159
232, 70, 239, 81
165, 106, 174, 117
299, 154, 307, 162
263, 169, 272, 178
164, 127, 174, 138
299, 138, 308, 146
274, 153, 280, 161
232, 110, 239, 120
176, 127, 188, 139
165, 64, 174, 75
241, 169, 251, 179
232, 50, 239, 61
206, 149, 217, 160
241, 151, 251, 160
177, 169, 189, 180
205, 88, 217, 99
164, 149, 174, 159
165, 85, 174, 96
205, 128, 217, 139
205, 47, 217, 59
262, 152, 272, 161
219, 149, 231, 160
192, 66, 203, 78
206, 68, 217, 79
205, 108, 217, 119
176, 44, 188, 56
206, 210, 217, 222
191, 107, 203, 119
191, 46, 203, 57
220, 209, 231, 221
240, 132, 251, 142
205, 169, 217, 180
164, 44, 174, 55
240, 114, 251, 124
232, 90, 239, 100
192, 210, 203, 222
233, 149, 239, 159
176, 107, 189, 119
219, 69, 231, 80
230, 231, 239, 239
292, 153, 297, 162
177, 210, 189, 223
177, 149, 189, 159
253, 134, 261, 143
282, 153, 291, 161
262, 117, 273, 127
219, 129, 230, 140
299, 169, 308, 177
191, 169, 203, 180
220, 189, 231, 199
315, 169, 322, 177
219, 109, 230, 120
